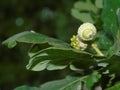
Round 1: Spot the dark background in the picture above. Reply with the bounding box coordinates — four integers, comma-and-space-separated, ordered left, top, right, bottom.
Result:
0, 0, 80, 90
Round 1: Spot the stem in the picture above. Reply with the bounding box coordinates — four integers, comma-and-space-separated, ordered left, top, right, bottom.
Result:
91, 44, 104, 57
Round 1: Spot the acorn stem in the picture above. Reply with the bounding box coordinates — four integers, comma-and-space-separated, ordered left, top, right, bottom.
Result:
91, 44, 104, 57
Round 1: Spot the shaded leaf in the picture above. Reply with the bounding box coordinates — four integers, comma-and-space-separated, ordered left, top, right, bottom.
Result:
26, 47, 96, 71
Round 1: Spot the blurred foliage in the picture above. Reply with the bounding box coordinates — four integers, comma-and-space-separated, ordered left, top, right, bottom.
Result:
71, 0, 103, 24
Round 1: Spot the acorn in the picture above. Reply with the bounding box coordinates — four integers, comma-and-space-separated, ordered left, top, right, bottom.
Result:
78, 22, 96, 41
70, 23, 97, 51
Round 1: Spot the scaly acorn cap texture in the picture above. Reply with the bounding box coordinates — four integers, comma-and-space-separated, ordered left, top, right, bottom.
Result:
78, 22, 96, 41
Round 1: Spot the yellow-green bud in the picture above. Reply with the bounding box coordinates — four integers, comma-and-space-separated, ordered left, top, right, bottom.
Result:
70, 35, 87, 50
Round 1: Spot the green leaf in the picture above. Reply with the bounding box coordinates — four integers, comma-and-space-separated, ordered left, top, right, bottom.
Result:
105, 82, 120, 90
71, 0, 98, 23
2, 31, 70, 48
84, 71, 101, 88
39, 76, 82, 90
26, 47, 96, 71
102, 0, 120, 39
14, 85, 39, 90
102, 0, 120, 57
